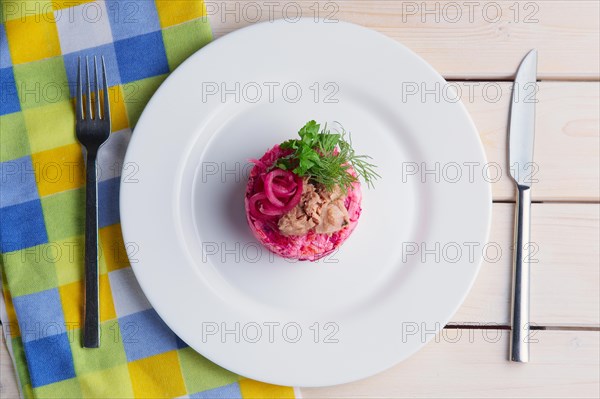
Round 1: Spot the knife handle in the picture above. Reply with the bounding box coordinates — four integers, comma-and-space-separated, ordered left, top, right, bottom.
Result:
510, 185, 531, 362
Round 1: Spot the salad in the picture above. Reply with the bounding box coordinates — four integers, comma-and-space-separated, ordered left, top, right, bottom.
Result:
245, 121, 379, 261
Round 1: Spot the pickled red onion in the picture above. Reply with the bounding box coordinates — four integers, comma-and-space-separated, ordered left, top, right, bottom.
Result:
278, 173, 303, 213
264, 169, 295, 206
248, 169, 303, 220
248, 193, 272, 221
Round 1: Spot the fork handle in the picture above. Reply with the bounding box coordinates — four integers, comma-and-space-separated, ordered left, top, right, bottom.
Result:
510, 185, 531, 362
83, 151, 100, 348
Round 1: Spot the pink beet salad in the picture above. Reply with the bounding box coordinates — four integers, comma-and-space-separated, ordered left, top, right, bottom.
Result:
245, 121, 379, 261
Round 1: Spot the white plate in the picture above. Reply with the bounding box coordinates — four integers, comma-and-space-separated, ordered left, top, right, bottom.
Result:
120, 19, 492, 387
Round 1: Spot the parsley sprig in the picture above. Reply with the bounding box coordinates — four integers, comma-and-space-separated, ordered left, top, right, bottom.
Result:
275, 121, 379, 191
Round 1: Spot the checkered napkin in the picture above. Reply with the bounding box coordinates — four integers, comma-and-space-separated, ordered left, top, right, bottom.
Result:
0, 1, 296, 398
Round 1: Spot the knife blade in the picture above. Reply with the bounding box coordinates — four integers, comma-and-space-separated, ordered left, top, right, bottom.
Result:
508, 49, 537, 363
509, 49, 538, 187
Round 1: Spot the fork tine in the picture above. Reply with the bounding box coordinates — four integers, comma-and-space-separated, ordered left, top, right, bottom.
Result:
85, 56, 92, 120
93, 56, 101, 120
76, 57, 82, 121
101, 56, 110, 124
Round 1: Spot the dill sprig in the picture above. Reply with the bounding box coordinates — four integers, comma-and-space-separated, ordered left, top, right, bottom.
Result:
275, 120, 380, 191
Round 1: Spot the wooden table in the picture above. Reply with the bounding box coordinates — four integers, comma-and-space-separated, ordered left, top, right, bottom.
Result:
2, 1, 599, 397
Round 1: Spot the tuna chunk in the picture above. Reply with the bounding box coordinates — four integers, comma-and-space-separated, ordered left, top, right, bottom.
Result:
277, 205, 316, 236
314, 199, 349, 234
278, 179, 349, 236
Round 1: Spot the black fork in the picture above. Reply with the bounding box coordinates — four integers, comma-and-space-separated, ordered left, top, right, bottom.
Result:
75, 56, 111, 348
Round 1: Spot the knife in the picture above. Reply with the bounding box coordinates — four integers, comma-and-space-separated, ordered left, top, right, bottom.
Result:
509, 49, 537, 363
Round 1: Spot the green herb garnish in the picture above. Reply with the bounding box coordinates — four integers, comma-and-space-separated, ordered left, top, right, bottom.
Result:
275, 120, 380, 191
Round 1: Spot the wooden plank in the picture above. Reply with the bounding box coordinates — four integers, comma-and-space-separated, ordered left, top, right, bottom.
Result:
0, 328, 18, 399
453, 203, 600, 326
529, 203, 600, 326
302, 330, 600, 398
209, 1, 600, 80
461, 82, 600, 202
